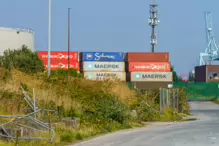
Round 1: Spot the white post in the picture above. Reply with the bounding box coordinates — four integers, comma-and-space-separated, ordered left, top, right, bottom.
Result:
48, 0, 52, 77
33, 88, 36, 119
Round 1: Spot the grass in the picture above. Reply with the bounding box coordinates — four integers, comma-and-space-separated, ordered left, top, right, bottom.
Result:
0, 68, 191, 146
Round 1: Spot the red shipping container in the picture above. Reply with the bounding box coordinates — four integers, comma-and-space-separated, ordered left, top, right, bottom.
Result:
42, 59, 80, 71
37, 52, 79, 61
129, 62, 171, 72
127, 52, 169, 62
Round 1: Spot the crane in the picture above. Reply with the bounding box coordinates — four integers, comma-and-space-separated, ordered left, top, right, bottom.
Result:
199, 12, 219, 65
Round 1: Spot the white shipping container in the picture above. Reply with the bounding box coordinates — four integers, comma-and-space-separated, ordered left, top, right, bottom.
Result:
131, 72, 173, 82
84, 72, 126, 81
83, 62, 125, 72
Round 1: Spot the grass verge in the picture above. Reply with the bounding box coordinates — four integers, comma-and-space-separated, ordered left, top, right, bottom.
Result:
0, 68, 191, 146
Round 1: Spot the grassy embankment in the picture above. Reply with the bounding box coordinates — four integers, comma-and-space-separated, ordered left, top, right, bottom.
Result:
0, 68, 190, 146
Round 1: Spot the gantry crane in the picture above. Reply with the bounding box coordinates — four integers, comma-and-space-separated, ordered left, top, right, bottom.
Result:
199, 12, 219, 65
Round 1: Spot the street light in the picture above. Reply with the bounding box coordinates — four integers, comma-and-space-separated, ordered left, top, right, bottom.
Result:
68, 8, 71, 79
48, 0, 52, 77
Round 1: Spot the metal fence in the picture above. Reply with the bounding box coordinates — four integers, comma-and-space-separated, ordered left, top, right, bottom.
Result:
174, 82, 219, 101
159, 88, 179, 113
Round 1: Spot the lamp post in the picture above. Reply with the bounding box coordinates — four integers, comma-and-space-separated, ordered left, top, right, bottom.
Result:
48, 0, 52, 77
68, 8, 71, 79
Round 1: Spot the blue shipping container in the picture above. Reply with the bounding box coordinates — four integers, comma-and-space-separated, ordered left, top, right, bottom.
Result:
82, 52, 126, 62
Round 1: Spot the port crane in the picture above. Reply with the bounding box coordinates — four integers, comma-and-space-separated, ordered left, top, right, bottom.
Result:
199, 12, 219, 65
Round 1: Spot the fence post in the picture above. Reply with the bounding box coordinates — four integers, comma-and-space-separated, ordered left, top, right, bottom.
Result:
166, 88, 169, 108
159, 88, 162, 113
176, 88, 179, 113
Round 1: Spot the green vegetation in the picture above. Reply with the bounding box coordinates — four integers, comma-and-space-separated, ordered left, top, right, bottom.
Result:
0, 45, 44, 73
0, 48, 191, 145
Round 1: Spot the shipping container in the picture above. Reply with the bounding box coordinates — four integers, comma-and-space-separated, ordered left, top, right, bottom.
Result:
82, 62, 125, 72
195, 65, 219, 83
37, 51, 79, 61
130, 72, 173, 82
83, 71, 126, 81
127, 52, 169, 62
131, 82, 173, 89
42, 59, 80, 71
128, 62, 171, 72
81, 52, 126, 62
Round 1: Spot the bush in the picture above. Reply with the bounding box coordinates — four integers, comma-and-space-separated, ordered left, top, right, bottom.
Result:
0, 68, 11, 82
82, 94, 129, 124
178, 87, 190, 114
0, 45, 44, 73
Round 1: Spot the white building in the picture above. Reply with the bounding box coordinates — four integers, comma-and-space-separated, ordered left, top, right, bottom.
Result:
0, 27, 34, 55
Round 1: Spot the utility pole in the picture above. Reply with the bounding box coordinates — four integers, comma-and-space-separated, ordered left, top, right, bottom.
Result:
68, 8, 71, 79
48, 0, 52, 77
148, 0, 160, 52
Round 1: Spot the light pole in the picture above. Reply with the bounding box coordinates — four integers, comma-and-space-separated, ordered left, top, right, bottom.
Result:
48, 0, 52, 77
68, 8, 71, 79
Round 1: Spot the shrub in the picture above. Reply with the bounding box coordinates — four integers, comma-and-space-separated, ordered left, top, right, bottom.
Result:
178, 87, 190, 114
0, 45, 44, 73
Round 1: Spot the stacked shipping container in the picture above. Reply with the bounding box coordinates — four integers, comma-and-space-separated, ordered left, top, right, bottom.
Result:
81, 52, 126, 81
37, 51, 173, 88
37, 52, 80, 71
127, 52, 173, 89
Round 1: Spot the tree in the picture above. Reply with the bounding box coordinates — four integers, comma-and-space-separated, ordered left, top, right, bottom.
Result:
171, 66, 180, 82
188, 71, 195, 82
0, 45, 45, 73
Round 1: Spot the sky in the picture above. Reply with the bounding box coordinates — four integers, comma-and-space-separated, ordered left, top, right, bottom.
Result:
0, 0, 219, 74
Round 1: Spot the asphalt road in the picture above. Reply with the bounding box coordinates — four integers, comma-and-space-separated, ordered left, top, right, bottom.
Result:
73, 101, 219, 146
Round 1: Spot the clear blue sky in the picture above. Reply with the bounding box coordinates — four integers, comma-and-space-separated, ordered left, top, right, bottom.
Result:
0, 0, 219, 74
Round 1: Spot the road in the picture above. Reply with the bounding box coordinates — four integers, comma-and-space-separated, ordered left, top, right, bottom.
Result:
73, 101, 219, 146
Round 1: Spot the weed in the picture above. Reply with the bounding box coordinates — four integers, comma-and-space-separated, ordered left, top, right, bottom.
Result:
0, 68, 190, 145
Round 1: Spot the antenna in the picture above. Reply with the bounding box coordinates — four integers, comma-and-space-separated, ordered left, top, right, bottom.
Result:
148, 0, 160, 52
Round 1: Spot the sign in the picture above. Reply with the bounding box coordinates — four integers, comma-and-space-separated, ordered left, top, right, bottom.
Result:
83, 62, 125, 72
37, 52, 79, 61
129, 62, 171, 72
82, 52, 125, 62
84, 72, 126, 81
130, 72, 173, 82
42, 60, 80, 71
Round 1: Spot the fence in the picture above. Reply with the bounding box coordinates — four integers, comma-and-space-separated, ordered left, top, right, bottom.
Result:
159, 88, 179, 113
174, 82, 219, 101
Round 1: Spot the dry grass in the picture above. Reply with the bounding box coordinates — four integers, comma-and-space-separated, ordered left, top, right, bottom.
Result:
0, 69, 190, 146
0, 69, 139, 115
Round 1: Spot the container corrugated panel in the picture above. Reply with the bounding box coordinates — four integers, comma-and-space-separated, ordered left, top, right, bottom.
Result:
82, 52, 126, 62
83, 72, 126, 81
127, 52, 169, 62
130, 72, 173, 82
37, 52, 79, 61
42, 59, 80, 71
83, 62, 125, 72
195, 65, 207, 83
128, 62, 171, 72
132, 82, 173, 89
